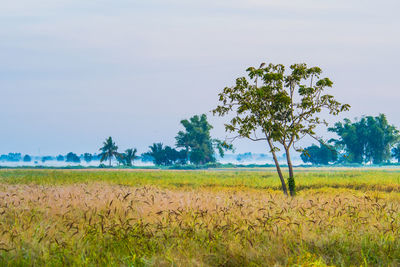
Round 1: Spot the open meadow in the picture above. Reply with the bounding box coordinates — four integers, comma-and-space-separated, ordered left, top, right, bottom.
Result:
0, 169, 400, 266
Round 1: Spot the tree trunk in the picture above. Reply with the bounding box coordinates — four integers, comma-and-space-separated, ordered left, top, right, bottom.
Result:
109, 156, 112, 167
267, 139, 288, 196
285, 149, 296, 196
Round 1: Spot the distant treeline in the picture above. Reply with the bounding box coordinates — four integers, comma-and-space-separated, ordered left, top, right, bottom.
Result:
0, 114, 232, 167
0, 151, 275, 164
0, 153, 103, 164
2, 114, 400, 167
96, 114, 232, 167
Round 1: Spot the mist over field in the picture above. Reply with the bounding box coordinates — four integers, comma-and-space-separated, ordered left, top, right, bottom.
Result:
0, 153, 304, 167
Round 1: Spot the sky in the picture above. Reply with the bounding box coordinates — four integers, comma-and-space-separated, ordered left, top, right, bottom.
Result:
1, 0, 399, 155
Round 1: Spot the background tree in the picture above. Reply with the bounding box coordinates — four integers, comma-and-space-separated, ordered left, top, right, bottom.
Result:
392, 144, 400, 163
123, 148, 138, 166
66, 152, 80, 163
300, 143, 337, 165
365, 115, 398, 164
144, 143, 186, 166
175, 129, 191, 163
140, 153, 154, 163
328, 118, 367, 164
0, 153, 22, 162
145, 143, 166, 166
99, 137, 120, 167
92, 154, 101, 161
164, 146, 183, 165
41, 156, 52, 163
329, 114, 399, 164
175, 114, 232, 165
115, 153, 126, 166
23, 155, 32, 162
213, 62, 349, 196
83, 153, 93, 163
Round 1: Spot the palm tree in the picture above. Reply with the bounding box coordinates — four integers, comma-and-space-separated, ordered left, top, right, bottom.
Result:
115, 153, 126, 166
124, 148, 138, 166
99, 137, 120, 167
146, 143, 165, 166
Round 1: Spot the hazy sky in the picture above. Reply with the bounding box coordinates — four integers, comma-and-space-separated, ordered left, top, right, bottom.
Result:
1, 0, 399, 155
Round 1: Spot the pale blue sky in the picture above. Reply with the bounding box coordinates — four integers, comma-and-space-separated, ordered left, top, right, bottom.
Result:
1, 0, 399, 155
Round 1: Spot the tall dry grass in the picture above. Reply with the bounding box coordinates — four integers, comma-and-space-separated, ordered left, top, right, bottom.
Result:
0, 179, 399, 266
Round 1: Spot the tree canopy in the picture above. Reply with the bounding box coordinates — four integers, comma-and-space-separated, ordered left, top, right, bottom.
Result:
144, 143, 186, 166
176, 114, 231, 165
23, 155, 32, 162
300, 143, 338, 165
99, 137, 120, 167
83, 153, 93, 163
329, 114, 399, 164
66, 152, 80, 163
122, 148, 139, 166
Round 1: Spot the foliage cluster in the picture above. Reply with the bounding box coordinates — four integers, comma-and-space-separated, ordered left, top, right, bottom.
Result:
176, 114, 231, 165
0, 153, 22, 162
143, 143, 186, 166
23, 154, 31, 162
66, 152, 81, 163
98, 137, 138, 167
392, 144, 400, 163
144, 114, 231, 166
328, 114, 399, 164
300, 143, 337, 165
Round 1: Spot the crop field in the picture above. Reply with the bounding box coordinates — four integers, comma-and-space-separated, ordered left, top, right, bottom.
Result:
0, 169, 400, 266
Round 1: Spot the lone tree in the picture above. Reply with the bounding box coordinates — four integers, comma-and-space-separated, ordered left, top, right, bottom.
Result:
99, 137, 120, 167
213, 63, 349, 196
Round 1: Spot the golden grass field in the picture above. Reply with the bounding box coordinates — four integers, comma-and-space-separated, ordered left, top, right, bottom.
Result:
0, 169, 399, 266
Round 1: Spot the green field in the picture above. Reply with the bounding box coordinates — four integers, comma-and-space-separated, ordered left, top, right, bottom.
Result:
0, 169, 400, 266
